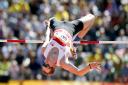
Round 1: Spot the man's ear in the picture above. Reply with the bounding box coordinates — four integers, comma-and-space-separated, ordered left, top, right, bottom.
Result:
41, 66, 45, 73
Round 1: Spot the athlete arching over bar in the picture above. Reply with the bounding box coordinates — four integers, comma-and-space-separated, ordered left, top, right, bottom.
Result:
39, 13, 101, 76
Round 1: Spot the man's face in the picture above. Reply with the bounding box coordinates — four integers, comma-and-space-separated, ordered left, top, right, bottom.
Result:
42, 66, 51, 73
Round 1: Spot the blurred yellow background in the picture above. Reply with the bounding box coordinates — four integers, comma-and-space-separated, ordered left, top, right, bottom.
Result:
0, 80, 127, 85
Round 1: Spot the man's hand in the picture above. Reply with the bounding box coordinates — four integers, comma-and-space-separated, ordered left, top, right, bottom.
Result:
44, 20, 50, 27
70, 46, 77, 59
89, 62, 102, 72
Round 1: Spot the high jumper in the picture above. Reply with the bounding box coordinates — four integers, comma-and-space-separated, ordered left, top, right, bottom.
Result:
40, 13, 101, 76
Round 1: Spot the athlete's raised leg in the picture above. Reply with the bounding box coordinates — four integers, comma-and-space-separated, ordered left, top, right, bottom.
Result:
73, 14, 95, 46
77, 14, 95, 38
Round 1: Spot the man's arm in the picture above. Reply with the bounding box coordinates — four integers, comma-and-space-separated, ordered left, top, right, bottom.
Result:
42, 23, 51, 52
60, 57, 101, 76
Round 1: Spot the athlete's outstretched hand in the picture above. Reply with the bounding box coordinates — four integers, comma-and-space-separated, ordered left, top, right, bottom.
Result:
89, 62, 102, 72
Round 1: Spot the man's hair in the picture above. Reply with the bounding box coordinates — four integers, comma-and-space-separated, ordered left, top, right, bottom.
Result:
42, 66, 55, 76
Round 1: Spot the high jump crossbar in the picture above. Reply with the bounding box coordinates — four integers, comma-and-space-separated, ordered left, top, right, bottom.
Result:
0, 39, 128, 44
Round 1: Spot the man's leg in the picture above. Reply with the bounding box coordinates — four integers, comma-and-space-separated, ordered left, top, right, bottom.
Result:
73, 14, 95, 47
77, 14, 95, 38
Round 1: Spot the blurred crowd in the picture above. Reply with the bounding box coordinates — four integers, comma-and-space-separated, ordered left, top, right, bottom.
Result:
0, 0, 128, 83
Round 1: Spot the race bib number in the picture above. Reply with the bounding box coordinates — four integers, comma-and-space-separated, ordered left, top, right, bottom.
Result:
54, 29, 72, 45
